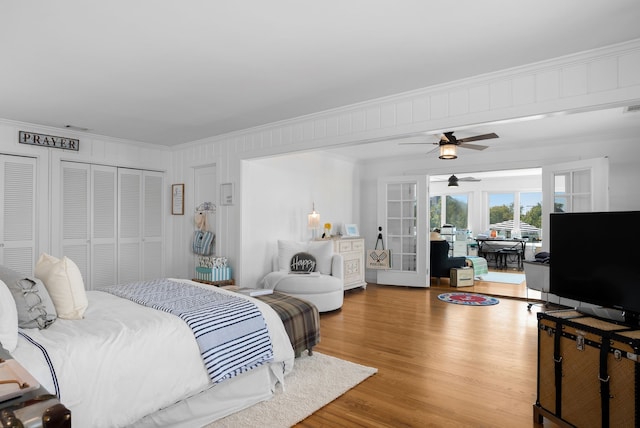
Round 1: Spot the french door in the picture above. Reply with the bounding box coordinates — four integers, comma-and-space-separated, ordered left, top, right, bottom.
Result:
376, 175, 429, 287
541, 157, 609, 247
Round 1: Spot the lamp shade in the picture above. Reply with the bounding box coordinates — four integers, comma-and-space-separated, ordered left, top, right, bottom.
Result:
439, 144, 457, 160
308, 203, 320, 229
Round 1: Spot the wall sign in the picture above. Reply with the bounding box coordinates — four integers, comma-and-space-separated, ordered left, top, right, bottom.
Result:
19, 131, 80, 151
172, 184, 184, 215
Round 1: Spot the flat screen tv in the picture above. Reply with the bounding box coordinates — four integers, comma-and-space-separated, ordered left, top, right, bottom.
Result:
549, 210, 640, 324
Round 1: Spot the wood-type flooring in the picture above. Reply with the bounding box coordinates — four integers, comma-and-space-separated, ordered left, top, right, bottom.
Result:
297, 277, 559, 427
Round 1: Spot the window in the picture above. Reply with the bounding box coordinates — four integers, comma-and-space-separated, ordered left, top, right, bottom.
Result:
520, 192, 542, 240
429, 196, 441, 230
554, 169, 591, 213
445, 195, 468, 229
489, 193, 514, 225
430, 194, 469, 230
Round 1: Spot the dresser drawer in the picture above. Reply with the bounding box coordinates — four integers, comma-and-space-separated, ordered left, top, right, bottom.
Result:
351, 239, 364, 251
337, 240, 353, 252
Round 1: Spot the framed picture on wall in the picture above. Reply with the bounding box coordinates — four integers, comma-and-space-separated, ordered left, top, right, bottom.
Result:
221, 182, 234, 206
172, 184, 184, 215
343, 224, 359, 237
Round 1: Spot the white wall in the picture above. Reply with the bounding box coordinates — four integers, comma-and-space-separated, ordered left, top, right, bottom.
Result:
240, 152, 359, 287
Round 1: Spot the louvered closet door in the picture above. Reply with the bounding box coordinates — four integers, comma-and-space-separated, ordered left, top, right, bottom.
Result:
142, 172, 163, 280
118, 169, 142, 283
90, 166, 117, 289
0, 156, 37, 275
61, 162, 91, 287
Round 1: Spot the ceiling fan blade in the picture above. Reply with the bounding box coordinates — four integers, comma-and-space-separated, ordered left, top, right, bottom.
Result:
397, 141, 437, 145
459, 143, 488, 151
458, 177, 481, 182
457, 132, 499, 143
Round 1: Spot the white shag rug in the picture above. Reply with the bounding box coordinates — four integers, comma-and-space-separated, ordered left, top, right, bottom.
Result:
206, 352, 377, 428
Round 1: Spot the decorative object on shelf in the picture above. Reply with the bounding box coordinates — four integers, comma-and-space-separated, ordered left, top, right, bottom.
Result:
342, 223, 359, 237
323, 222, 332, 238
307, 203, 320, 239
171, 183, 184, 215
366, 226, 391, 269
220, 182, 234, 206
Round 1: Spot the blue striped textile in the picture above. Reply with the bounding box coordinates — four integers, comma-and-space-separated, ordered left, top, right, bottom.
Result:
102, 279, 273, 384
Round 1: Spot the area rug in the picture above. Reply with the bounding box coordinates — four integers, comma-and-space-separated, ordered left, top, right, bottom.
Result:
438, 292, 500, 306
207, 352, 377, 428
477, 271, 526, 284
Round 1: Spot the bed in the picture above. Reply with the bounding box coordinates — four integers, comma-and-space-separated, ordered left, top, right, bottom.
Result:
7, 277, 295, 428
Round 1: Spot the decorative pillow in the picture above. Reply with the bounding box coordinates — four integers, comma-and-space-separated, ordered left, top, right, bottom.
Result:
277, 240, 307, 271
0, 264, 57, 329
307, 240, 334, 274
35, 253, 88, 320
290, 252, 317, 273
0, 279, 18, 352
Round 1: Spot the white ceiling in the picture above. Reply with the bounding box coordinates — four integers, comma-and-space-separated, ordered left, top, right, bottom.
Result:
2, 1, 640, 150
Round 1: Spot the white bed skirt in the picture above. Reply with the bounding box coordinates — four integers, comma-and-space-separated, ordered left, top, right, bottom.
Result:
133, 364, 277, 428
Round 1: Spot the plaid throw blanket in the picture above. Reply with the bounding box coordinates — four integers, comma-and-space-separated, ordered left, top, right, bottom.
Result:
254, 292, 320, 356
102, 279, 273, 384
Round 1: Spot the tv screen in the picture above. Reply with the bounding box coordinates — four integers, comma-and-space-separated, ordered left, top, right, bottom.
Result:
550, 211, 640, 319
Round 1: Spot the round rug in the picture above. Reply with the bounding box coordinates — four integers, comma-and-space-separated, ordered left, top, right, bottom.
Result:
437, 292, 499, 306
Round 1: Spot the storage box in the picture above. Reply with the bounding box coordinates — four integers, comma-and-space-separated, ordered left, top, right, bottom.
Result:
536, 311, 639, 427
195, 266, 232, 282
450, 267, 473, 287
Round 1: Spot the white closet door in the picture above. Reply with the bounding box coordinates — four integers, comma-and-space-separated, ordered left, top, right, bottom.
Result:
118, 169, 142, 284
0, 156, 37, 275
91, 166, 117, 289
142, 171, 163, 280
61, 162, 91, 284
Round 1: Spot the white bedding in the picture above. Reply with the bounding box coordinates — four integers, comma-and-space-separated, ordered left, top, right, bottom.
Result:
12, 279, 295, 428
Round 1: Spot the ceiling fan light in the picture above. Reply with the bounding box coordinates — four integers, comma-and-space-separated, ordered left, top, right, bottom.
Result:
439, 144, 457, 160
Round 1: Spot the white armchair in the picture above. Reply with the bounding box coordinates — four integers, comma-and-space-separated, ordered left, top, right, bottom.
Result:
259, 240, 344, 312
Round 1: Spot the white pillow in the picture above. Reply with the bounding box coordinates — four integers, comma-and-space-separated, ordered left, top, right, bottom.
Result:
36, 253, 88, 320
0, 279, 19, 352
307, 240, 334, 274
277, 240, 307, 271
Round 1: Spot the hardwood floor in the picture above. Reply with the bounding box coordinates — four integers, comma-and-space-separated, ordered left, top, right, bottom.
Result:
296, 280, 557, 427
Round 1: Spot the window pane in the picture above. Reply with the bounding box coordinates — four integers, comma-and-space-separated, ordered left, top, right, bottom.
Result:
445, 195, 468, 229
489, 193, 514, 230
520, 192, 542, 240
573, 169, 591, 194
430, 196, 441, 230
554, 196, 568, 213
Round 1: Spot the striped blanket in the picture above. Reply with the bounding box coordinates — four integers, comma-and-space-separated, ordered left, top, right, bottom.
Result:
102, 279, 273, 384
466, 256, 489, 277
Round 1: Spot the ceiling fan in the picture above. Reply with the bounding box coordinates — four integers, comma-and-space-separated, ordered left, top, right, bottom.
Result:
433, 174, 481, 187
400, 131, 499, 159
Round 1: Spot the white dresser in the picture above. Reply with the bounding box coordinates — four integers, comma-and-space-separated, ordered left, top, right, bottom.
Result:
332, 238, 367, 290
